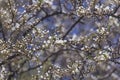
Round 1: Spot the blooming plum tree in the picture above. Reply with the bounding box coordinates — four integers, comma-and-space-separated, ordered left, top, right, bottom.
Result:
0, 0, 120, 80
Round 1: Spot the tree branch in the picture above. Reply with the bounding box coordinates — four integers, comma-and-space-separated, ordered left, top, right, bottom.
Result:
62, 16, 84, 39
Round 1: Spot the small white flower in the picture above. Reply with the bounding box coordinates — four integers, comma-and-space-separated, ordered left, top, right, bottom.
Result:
72, 34, 77, 40
11, 27, 16, 31
32, 30, 36, 34
33, 48, 36, 51
104, 6, 110, 11
15, 23, 20, 28
63, 40, 67, 43
95, 50, 111, 61
101, 27, 105, 32
96, 27, 106, 34
18, 50, 21, 52
48, 36, 52, 39
47, 40, 51, 44
43, 41, 46, 43
40, 75, 44, 78
55, 40, 64, 44
95, 5, 99, 9
46, 30, 49, 33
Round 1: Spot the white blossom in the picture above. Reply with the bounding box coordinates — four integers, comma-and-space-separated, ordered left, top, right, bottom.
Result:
55, 40, 64, 44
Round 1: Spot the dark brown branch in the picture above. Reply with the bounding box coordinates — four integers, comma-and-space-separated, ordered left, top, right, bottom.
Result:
0, 21, 6, 41
23, 11, 63, 37
98, 68, 116, 80
18, 48, 77, 74
8, 0, 16, 24
0, 53, 21, 66
62, 16, 84, 39
18, 49, 62, 74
